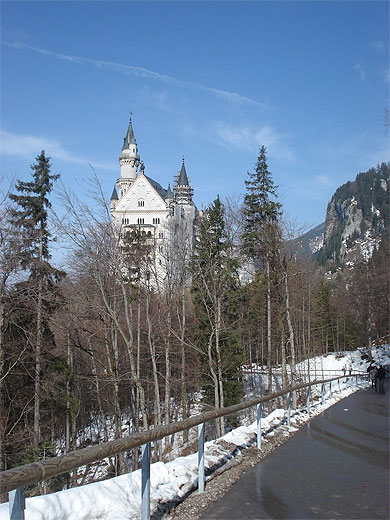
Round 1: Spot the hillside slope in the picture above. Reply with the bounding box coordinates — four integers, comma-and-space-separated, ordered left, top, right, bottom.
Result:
294, 163, 389, 265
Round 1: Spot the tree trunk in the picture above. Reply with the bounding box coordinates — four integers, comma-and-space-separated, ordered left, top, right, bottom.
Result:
65, 331, 72, 453
114, 282, 148, 431
284, 270, 296, 408
34, 230, 44, 447
137, 299, 141, 427
164, 305, 171, 427
145, 288, 161, 458
266, 256, 272, 393
207, 332, 221, 438
302, 297, 310, 382
91, 354, 109, 443
0, 297, 7, 500
179, 285, 188, 443
108, 321, 125, 475
280, 325, 288, 405
215, 298, 225, 436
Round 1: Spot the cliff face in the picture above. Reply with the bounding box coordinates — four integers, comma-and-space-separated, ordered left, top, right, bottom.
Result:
317, 162, 389, 266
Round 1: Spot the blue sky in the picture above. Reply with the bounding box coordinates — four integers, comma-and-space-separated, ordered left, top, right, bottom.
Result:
1, 0, 389, 235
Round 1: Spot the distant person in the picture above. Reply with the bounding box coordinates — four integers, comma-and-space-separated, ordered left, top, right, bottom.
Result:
348, 364, 352, 376
369, 366, 378, 391
342, 365, 346, 376
377, 365, 386, 394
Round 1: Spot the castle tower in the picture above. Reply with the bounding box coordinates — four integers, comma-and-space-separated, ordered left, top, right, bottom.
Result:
174, 158, 194, 205
117, 118, 140, 197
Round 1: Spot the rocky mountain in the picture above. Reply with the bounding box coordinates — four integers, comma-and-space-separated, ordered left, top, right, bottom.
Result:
291, 222, 325, 258
294, 163, 389, 266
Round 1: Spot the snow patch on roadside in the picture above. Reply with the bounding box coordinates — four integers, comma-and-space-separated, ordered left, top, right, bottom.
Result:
1, 347, 388, 520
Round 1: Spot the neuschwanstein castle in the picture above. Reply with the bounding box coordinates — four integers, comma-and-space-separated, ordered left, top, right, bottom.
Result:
110, 119, 198, 281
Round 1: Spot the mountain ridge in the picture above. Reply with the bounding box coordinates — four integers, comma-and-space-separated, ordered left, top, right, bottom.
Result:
294, 162, 389, 266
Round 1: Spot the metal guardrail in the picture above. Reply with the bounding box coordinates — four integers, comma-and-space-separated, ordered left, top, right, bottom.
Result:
243, 368, 358, 377
2, 373, 365, 519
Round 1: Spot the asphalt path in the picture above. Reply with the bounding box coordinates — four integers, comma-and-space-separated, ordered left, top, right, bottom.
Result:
201, 380, 389, 520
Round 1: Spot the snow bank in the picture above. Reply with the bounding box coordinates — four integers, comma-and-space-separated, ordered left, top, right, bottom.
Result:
1, 348, 388, 520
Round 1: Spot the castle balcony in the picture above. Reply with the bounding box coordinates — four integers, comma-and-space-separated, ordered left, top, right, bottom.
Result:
122, 223, 157, 246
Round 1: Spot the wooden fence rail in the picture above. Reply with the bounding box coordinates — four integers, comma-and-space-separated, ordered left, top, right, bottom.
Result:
0, 374, 363, 496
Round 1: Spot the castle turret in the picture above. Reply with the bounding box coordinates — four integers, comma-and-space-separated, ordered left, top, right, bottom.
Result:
174, 157, 194, 205
118, 118, 140, 189
110, 185, 119, 211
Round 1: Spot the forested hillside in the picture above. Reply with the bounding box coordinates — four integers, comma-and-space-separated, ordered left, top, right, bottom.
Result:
316, 162, 389, 265
1, 151, 388, 498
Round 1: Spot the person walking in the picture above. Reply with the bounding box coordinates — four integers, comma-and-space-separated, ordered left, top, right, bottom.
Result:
369, 366, 378, 391
377, 365, 386, 394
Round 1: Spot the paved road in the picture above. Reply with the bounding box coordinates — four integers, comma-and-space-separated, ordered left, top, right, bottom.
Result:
202, 381, 389, 520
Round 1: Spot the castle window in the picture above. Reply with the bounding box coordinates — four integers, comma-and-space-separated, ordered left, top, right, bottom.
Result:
159, 246, 163, 253
158, 232, 164, 239
152, 218, 161, 225
137, 218, 144, 224
138, 199, 145, 207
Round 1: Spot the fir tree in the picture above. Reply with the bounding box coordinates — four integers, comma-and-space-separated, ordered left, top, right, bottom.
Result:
10, 151, 59, 267
9, 150, 65, 447
191, 196, 243, 435
242, 145, 282, 263
242, 146, 282, 392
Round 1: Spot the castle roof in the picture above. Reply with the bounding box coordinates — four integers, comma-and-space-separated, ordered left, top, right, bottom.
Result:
177, 158, 189, 186
121, 118, 137, 151
165, 183, 173, 199
145, 175, 168, 198
110, 186, 119, 200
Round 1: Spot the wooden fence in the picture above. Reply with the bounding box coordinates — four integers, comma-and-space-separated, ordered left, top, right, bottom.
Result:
1, 373, 365, 519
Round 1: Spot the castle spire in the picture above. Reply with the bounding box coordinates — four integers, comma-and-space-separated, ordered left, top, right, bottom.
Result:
119, 116, 140, 180
174, 157, 193, 204
177, 156, 190, 186
122, 117, 137, 151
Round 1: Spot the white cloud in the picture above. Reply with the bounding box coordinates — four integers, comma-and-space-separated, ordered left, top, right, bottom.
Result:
213, 122, 295, 162
0, 130, 115, 170
353, 62, 366, 80
6, 42, 268, 109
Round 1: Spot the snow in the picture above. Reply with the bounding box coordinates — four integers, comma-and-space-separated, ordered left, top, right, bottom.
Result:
1, 347, 389, 520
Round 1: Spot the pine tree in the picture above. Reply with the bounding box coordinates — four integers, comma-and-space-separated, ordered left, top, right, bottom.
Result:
191, 196, 243, 436
9, 150, 65, 446
242, 145, 282, 263
242, 146, 282, 393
